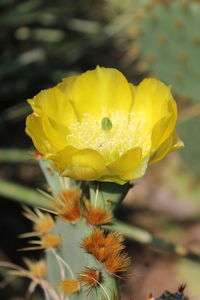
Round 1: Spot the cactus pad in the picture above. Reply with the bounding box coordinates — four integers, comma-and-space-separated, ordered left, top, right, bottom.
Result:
133, 0, 200, 103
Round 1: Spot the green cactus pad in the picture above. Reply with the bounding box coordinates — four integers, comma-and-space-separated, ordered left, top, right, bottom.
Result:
39, 160, 129, 300
135, 0, 200, 103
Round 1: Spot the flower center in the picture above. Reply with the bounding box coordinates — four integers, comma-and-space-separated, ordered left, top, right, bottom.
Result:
67, 111, 150, 163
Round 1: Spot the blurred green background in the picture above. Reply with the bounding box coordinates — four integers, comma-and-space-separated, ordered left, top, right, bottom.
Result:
1, 0, 200, 299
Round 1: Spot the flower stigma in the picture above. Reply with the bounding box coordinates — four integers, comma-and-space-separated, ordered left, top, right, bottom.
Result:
101, 117, 112, 131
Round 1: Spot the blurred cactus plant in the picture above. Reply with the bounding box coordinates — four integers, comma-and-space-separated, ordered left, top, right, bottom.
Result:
128, 0, 200, 103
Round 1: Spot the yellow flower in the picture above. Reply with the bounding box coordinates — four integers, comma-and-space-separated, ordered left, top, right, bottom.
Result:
26, 66, 183, 184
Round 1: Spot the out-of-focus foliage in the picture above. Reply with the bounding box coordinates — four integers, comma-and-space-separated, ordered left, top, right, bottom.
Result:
0, 0, 103, 107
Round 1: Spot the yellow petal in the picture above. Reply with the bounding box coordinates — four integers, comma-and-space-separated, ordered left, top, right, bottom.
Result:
51, 148, 107, 180
108, 148, 148, 182
28, 87, 77, 126
26, 114, 55, 155
56, 75, 77, 100
48, 146, 77, 173
98, 175, 126, 185
151, 115, 176, 149
150, 132, 184, 164
61, 66, 133, 119
41, 116, 68, 150
132, 78, 177, 132
129, 83, 136, 109
26, 114, 67, 155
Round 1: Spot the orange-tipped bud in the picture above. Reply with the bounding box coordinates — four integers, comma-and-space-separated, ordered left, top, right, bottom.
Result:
59, 278, 80, 296
24, 234, 61, 251
21, 207, 54, 237
81, 229, 125, 262
53, 188, 81, 223
79, 267, 101, 287
34, 214, 54, 234
9, 258, 46, 279
24, 258, 47, 278
83, 204, 113, 226
41, 234, 61, 249
104, 252, 130, 275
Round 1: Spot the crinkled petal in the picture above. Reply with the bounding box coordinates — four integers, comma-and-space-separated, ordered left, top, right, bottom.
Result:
59, 66, 133, 119
28, 87, 77, 126
132, 78, 177, 133
151, 114, 176, 150
26, 114, 55, 155
41, 116, 68, 150
150, 132, 184, 164
47, 146, 77, 173
98, 175, 127, 185
56, 75, 77, 100
108, 148, 148, 182
26, 114, 67, 155
51, 148, 107, 180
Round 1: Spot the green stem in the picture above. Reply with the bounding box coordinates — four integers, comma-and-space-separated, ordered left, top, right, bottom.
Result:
0, 148, 34, 163
107, 220, 200, 263
0, 178, 51, 208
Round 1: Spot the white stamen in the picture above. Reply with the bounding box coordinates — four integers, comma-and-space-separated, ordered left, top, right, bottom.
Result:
67, 110, 150, 163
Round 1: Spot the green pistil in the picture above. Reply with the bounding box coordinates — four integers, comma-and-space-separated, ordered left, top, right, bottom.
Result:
101, 117, 112, 131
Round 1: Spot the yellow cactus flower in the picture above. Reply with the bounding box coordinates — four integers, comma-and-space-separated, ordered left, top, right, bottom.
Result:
26, 66, 183, 184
